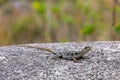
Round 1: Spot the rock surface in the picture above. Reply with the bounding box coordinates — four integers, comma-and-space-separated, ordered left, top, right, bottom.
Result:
0, 41, 120, 80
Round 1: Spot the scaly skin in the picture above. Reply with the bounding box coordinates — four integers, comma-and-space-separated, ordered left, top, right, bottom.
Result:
22, 45, 91, 62
55, 46, 91, 62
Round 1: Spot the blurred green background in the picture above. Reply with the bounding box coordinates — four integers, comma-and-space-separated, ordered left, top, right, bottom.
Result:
0, 0, 120, 46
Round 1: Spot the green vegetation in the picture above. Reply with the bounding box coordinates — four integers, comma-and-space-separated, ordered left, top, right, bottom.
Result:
32, 1, 46, 15
0, 0, 120, 45
81, 22, 95, 35
0, 0, 5, 5
115, 23, 120, 34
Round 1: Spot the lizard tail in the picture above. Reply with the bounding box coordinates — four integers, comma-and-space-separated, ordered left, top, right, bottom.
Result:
22, 45, 57, 54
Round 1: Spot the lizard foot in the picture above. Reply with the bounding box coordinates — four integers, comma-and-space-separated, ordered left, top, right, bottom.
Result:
73, 58, 78, 62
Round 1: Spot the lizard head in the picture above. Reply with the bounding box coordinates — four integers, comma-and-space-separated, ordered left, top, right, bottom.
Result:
84, 46, 91, 51
76, 46, 92, 57
81, 46, 91, 54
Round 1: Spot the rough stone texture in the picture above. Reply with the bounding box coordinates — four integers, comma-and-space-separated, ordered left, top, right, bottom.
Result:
0, 41, 120, 80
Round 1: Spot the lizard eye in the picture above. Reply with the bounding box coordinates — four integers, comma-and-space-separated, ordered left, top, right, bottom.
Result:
85, 47, 88, 49
85, 46, 90, 49
71, 53, 74, 56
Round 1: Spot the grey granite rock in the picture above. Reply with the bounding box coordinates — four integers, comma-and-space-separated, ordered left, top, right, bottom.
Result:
0, 41, 120, 80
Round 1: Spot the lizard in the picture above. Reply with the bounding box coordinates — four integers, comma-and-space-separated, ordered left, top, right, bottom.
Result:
21, 45, 91, 62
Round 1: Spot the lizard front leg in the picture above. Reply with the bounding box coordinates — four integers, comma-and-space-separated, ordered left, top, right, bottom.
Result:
73, 58, 77, 62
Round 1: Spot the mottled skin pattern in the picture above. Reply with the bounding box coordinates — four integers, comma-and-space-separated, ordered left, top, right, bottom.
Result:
22, 45, 91, 62
53, 46, 91, 62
